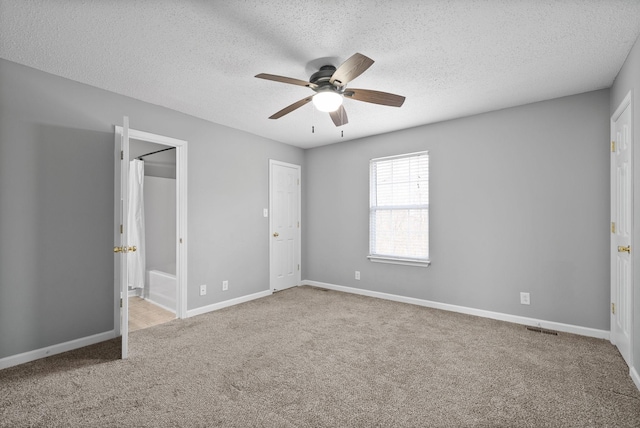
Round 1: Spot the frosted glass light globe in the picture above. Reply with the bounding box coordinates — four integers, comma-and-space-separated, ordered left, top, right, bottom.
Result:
312, 92, 343, 112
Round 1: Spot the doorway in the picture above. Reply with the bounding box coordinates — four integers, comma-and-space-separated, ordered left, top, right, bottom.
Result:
128, 139, 177, 330
114, 120, 188, 358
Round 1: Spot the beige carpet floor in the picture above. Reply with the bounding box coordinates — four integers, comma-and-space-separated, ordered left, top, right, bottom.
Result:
1, 285, 639, 427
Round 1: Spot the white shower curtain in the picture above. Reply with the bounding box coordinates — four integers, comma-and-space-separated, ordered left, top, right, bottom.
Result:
128, 159, 146, 289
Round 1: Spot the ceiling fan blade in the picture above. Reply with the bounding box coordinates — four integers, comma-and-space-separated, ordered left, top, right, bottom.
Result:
344, 88, 405, 107
329, 105, 348, 127
269, 96, 313, 119
329, 53, 374, 86
255, 73, 313, 88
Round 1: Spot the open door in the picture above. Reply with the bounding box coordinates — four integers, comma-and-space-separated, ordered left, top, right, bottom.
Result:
611, 93, 633, 367
114, 116, 131, 359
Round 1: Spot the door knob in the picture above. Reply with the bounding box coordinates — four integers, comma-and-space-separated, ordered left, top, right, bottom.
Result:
618, 245, 631, 253
114, 246, 137, 253
273, 232, 279, 237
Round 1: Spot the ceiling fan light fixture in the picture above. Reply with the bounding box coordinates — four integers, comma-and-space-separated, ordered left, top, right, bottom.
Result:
312, 91, 343, 112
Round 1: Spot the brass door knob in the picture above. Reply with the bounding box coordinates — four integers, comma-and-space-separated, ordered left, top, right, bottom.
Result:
273, 232, 279, 237
128, 246, 137, 252
618, 245, 631, 253
113, 246, 123, 253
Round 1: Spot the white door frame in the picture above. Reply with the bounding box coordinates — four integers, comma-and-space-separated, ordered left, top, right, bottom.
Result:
269, 160, 301, 292
114, 125, 188, 341
610, 91, 633, 367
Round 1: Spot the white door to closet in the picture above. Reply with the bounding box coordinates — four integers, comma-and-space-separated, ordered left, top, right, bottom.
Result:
269, 160, 301, 292
611, 94, 632, 367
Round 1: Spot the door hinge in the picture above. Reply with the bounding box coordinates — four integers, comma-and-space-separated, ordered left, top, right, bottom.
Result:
611, 222, 616, 234
612, 302, 615, 314
298, 264, 300, 271
120, 224, 123, 234
298, 221, 300, 228
121, 150, 124, 160
611, 141, 616, 152
120, 298, 123, 308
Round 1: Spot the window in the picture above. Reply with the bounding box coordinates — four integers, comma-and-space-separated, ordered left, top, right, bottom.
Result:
369, 151, 429, 266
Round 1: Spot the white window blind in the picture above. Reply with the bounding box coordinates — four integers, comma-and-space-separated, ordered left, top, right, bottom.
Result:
369, 151, 429, 265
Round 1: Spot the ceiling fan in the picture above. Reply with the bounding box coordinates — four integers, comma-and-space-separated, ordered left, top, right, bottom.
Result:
255, 53, 405, 127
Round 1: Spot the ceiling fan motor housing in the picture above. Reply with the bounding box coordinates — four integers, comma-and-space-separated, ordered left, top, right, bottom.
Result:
310, 65, 344, 94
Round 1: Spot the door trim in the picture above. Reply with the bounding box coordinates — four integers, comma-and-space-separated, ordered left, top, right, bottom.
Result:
610, 90, 633, 367
269, 160, 301, 292
114, 126, 188, 337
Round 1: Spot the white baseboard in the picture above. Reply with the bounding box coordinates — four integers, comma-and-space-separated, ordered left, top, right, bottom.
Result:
303, 280, 610, 340
128, 288, 142, 297
186, 290, 272, 318
143, 297, 177, 315
0, 330, 116, 371
631, 366, 640, 391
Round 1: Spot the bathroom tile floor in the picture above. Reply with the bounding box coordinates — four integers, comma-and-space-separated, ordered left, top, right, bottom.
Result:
128, 297, 175, 332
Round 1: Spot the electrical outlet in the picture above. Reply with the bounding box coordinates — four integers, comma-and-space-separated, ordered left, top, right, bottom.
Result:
355, 271, 360, 280
520, 292, 530, 305
222, 280, 229, 291
199, 284, 207, 296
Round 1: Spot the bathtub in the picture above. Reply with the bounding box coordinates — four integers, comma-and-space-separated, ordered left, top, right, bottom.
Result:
146, 269, 176, 313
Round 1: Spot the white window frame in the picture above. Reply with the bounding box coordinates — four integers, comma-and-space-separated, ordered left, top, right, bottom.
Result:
368, 151, 430, 267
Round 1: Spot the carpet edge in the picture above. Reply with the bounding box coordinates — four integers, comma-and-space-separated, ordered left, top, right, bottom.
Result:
303, 280, 610, 340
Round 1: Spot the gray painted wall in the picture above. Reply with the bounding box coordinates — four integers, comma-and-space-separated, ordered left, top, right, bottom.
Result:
611, 33, 640, 375
304, 89, 610, 330
145, 176, 176, 275
0, 59, 304, 359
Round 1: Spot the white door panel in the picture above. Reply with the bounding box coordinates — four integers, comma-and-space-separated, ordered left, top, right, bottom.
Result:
118, 116, 130, 359
611, 95, 632, 367
270, 161, 300, 291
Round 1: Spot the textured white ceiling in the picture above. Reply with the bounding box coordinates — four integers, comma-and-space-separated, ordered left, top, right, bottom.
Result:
1, 1, 639, 148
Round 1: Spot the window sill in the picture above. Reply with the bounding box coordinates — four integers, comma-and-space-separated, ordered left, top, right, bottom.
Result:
367, 256, 431, 267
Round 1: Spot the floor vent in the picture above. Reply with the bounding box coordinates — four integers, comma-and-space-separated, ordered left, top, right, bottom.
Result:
526, 326, 558, 336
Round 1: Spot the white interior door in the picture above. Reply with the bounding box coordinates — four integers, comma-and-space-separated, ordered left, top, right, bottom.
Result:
116, 116, 130, 359
269, 160, 301, 292
611, 94, 633, 367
